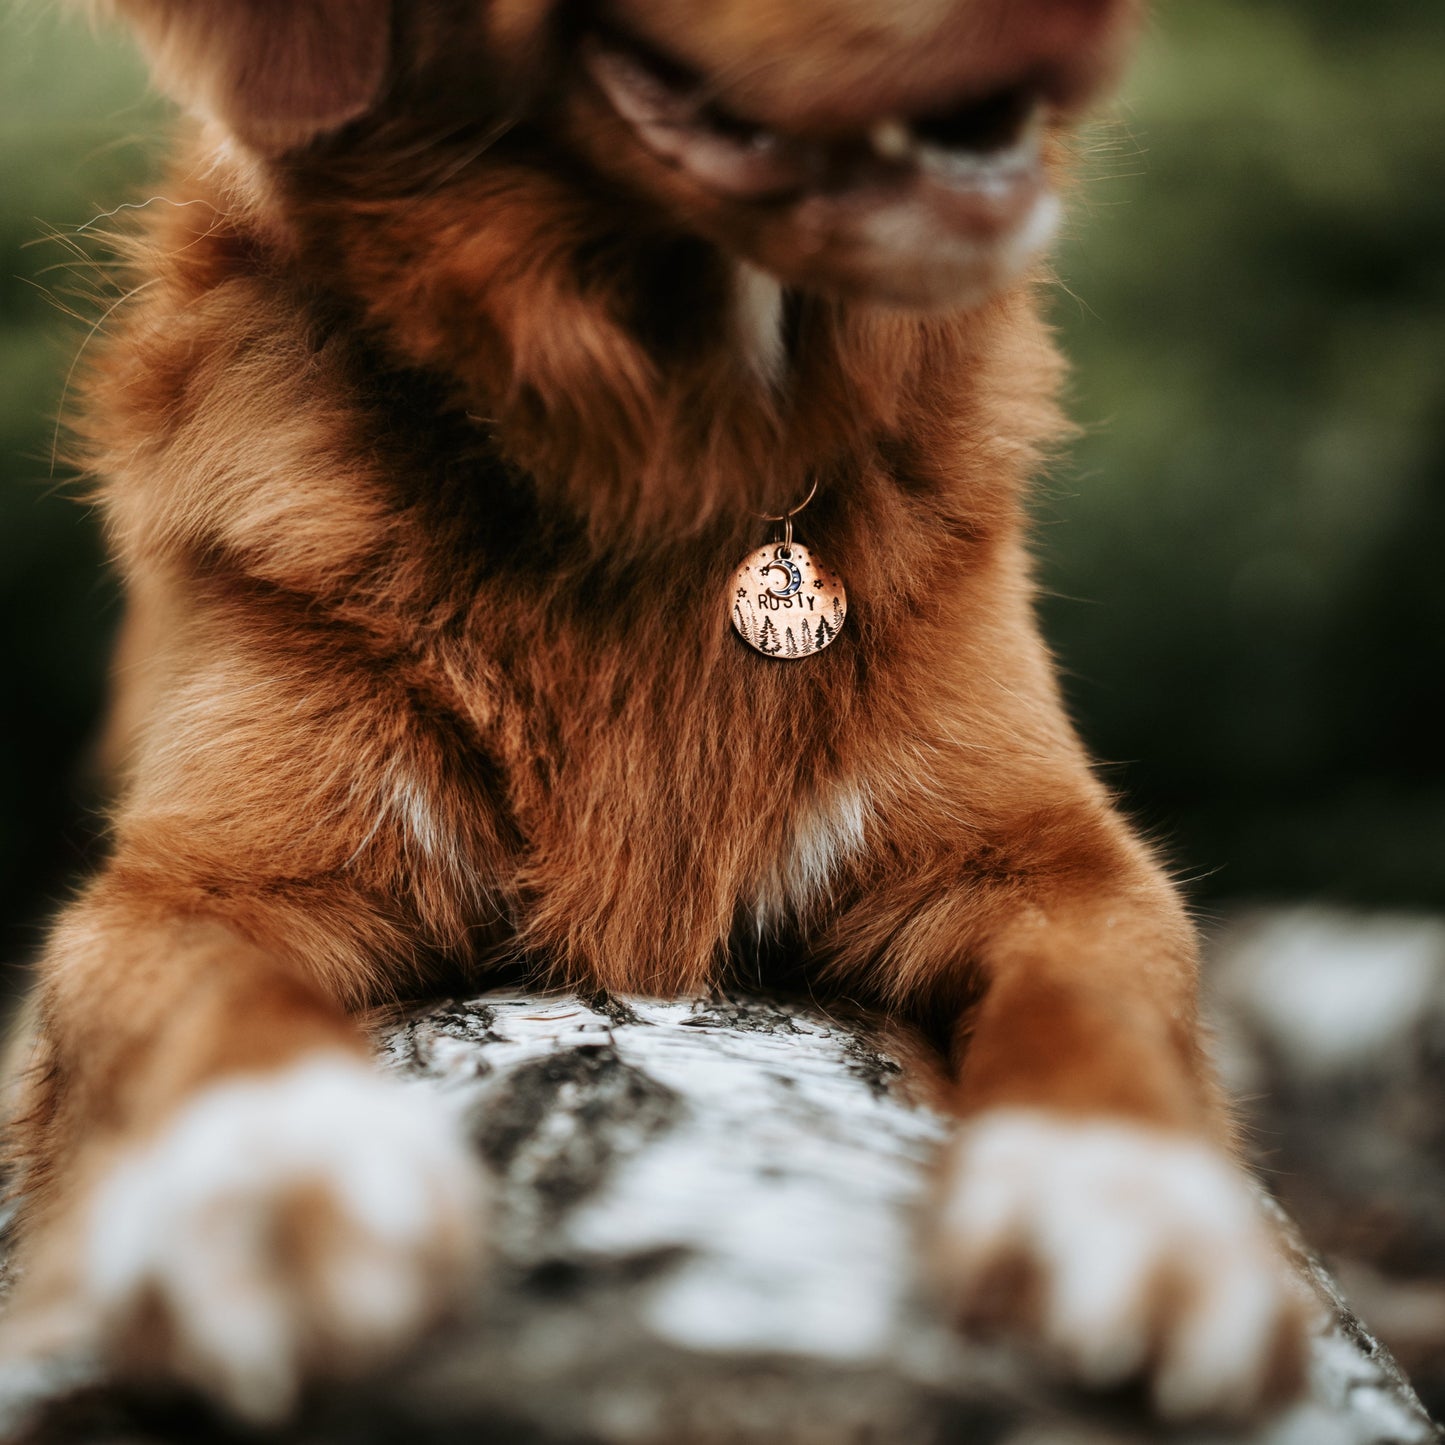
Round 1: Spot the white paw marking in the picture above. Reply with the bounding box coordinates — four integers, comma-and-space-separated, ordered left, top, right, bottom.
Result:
85, 1055, 486, 1423
940, 1110, 1310, 1419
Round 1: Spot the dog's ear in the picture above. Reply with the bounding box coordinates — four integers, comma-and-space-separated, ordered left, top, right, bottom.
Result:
112, 0, 392, 153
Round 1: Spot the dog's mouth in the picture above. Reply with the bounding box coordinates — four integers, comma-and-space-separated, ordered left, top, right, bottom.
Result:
582, 20, 1052, 216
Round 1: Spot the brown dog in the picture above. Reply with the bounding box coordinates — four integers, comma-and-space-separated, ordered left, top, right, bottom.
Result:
3, 0, 1310, 1424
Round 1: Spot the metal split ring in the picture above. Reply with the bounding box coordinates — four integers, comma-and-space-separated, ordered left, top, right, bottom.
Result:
753, 475, 820, 525
755, 477, 818, 558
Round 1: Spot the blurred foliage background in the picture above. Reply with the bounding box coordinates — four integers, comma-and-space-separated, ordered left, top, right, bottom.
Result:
1, 0, 1443, 977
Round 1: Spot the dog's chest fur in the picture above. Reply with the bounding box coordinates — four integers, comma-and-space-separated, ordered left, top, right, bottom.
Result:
87, 149, 1061, 1000
393, 484, 904, 992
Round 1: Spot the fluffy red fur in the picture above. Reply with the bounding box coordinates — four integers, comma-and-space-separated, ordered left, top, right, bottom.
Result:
4, 0, 1310, 1420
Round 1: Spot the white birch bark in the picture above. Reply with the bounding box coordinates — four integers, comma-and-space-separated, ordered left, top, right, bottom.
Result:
0, 984, 1436, 1444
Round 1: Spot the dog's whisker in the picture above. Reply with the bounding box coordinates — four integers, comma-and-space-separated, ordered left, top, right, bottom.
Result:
67, 195, 220, 237
416, 116, 521, 198
49, 276, 162, 477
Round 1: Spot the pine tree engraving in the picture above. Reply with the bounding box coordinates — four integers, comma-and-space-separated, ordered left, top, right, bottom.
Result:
758, 617, 781, 655
734, 602, 754, 647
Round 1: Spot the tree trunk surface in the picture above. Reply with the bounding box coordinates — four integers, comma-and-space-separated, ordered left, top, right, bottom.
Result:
0, 984, 1438, 1445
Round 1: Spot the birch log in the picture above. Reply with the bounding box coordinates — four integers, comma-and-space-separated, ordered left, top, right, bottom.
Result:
0, 989, 1437, 1445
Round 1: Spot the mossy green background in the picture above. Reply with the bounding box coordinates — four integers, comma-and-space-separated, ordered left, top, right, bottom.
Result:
2, 1, 1443, 970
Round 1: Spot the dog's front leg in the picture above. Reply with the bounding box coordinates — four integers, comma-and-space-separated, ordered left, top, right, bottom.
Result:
829, 811, 1312, 1419
1, 876, 484, 1422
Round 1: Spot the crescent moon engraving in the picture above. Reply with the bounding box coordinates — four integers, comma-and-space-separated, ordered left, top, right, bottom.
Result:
761, 557, 803, 599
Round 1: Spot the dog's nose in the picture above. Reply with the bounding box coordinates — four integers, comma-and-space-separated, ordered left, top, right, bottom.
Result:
598, 0, 1142, 136
951, 0, 1140, 110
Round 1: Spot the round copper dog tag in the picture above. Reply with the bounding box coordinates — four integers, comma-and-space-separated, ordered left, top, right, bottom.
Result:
730, 542, 847, 658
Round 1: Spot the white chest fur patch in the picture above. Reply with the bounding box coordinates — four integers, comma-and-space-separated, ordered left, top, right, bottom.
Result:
83, 1056, 486, 1423
734, 262, 786, 387
938, 1110, 1314, 1420
751, 782, 869, 933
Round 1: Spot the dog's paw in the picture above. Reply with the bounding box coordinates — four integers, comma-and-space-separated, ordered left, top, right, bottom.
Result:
937, 1109, 1314, 1421
82, 1055, 486, 1422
